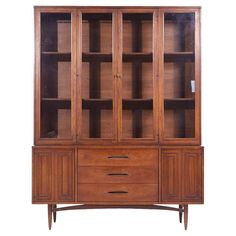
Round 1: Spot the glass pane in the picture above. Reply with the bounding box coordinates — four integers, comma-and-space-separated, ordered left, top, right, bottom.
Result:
40, 13, 72, 139
122, 13, 153, 139
164, 13, 195, 138
81, 13, 113, 139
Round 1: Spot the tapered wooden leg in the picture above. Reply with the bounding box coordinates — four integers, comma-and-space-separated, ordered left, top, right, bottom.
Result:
179, 205, 183, 223
48, 204, 53, 230
53, 204, 57, 223
184, 205, 188, 230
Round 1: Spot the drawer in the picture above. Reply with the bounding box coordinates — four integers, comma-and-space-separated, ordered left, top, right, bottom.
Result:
78, 166, 158, 183
78, 184, 158, 202
78, 149, 158, 166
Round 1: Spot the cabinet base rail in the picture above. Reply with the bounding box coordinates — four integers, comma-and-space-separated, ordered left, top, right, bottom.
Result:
48, 204, 188, 230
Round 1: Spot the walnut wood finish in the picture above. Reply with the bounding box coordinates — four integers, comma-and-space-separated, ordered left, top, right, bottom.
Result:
78, 184, 158, 202
33, 6, 203, 230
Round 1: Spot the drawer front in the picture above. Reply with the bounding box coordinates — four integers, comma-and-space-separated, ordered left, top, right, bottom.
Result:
78, 184, 158, 202
78, 149, 158, 166
78, 166, 158, 183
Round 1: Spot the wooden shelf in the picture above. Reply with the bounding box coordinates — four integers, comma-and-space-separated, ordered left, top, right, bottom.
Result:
123, 98, 153, 110
41, 98, 71, 109
164, 52, 194, 62
82, 13, 112, 21
82, 53, 112, 62
123, 13, 153, 21
164, 98, 195, 109
41, 52, 71, 61
123, 53, 153, 62
82, 99, 113, 110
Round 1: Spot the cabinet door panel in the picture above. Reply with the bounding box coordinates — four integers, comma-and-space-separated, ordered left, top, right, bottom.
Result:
35, 10, 77, 145
160, 10, 201, 145
54, 150, 75, 201
33, 151, 53, 201
160, 148, 203, 203
161, 149, 181, 202
79, 12, 115, 140
182, 149, 203, 201
33, 148, 75, 203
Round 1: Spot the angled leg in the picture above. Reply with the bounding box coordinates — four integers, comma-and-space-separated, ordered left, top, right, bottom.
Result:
184, 205, 188, 230
179, 205, 183, 223
53, 204, 57, 223
48, 204, 53, 230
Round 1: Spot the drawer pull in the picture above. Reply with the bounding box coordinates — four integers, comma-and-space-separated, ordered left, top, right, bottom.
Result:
107, 155, 128, 159
107, 191, 128, 194
107, 173, 129, 176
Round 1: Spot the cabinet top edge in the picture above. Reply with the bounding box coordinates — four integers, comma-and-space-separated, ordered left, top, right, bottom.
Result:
34, 6, 201, 9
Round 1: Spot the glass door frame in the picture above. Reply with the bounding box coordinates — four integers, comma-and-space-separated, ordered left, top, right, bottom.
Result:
117, 9, 159, 144
34, 7, 77, 145
159, 8, 201, 145
76, 8, 117, 143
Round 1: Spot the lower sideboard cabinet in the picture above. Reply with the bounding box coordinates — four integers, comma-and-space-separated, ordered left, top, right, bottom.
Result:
32, 147, 203, 204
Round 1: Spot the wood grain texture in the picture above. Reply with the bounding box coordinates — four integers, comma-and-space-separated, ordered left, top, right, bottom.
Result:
78, 166, 158, 183
78, 149, 158, 166
78, 184, 158, 202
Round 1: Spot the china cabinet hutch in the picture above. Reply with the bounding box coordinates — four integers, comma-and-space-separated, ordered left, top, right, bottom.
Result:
32, 6, 203, 230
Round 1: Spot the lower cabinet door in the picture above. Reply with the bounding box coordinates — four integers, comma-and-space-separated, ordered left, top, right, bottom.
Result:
161, 148, 203, 203
161, 149, 182, 202
33, 150, 53, 201
54, 150, 75, 201
32, 148, 75, 203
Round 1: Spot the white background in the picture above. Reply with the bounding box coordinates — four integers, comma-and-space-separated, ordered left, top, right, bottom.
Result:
0, 0, 235, 235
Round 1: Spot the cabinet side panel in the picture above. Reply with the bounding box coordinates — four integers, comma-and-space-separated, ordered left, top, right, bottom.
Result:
33, 150, 53, 202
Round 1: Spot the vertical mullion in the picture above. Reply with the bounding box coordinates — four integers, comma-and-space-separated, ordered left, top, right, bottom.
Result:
76, 10, 82, 141
158, 9, 164, 143
116, 10, 122, 142
71, 10, 77, 142
195, 10, 201, 143
153, 10, 159, 142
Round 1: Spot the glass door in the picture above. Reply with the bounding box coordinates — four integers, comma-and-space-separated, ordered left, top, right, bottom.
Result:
120, 12, 155, 141
161, 11, 200, 144
79, 12, 114, 140
38, 11, 76, 143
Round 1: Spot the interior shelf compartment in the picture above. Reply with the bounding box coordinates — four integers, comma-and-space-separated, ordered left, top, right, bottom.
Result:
41, 51, 71, 61
82, 52, 112, 62
164, 52, 194, 62
123, 53, 152, 62
82, 99, 112, 110
122, 98, 153, 110
41, 98, 71, 109
164, 98, 195, 109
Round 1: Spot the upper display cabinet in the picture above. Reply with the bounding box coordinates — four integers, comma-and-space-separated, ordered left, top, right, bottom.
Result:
34, 7, 201, 145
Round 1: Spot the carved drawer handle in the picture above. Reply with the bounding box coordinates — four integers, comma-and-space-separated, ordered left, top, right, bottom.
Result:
107, 173, 129, 176
107, 191, 128, 194
107, 155, 128, 159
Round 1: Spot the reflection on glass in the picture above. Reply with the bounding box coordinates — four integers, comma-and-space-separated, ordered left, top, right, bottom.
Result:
164, 13, 195, 138
40, 13, 72, 139
81, 13, 113, 139
122, 13, 154, 139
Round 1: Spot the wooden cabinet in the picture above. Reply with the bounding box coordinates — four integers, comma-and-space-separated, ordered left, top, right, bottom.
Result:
33, 6, 203, 230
